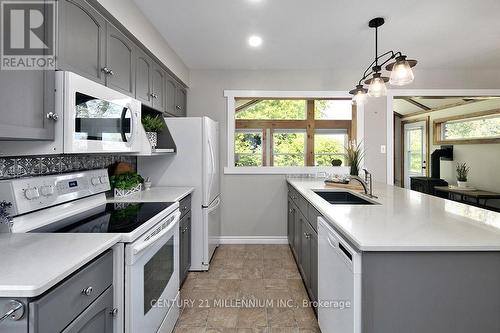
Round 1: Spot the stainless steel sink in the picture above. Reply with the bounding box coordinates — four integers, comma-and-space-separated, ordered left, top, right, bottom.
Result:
313, 190, 377, 205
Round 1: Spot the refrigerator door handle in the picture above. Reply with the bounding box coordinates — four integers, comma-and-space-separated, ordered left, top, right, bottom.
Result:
207, 196, 221, 214
207, 135, 216, 201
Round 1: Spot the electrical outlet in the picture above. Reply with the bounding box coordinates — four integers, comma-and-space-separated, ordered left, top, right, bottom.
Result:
380, 145, 386, 154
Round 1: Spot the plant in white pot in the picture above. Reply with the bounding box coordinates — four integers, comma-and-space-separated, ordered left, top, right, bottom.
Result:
456, 162, 470, 188
110, 172, 144, 198
142, 114, 165, 149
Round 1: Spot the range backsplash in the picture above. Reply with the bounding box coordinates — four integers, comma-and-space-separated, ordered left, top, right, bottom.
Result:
0, 155, 137, 180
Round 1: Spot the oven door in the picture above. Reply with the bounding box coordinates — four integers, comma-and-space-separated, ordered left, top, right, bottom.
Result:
58, 71, 141, 154
125, 210, 181, 333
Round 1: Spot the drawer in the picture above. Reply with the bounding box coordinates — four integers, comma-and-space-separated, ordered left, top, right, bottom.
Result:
296, 193, 309, 217
307, 205, 321, 232
179, 194, 192, 218
30, 251, 113, 333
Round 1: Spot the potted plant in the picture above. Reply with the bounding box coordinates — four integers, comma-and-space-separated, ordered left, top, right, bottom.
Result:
456, 162, 470, 188
345, 141, 365, 176
142, 114, 165, 149
110, 172, 144, 197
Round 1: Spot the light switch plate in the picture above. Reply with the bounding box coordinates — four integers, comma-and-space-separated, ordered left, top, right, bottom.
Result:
380, 145, 386, 154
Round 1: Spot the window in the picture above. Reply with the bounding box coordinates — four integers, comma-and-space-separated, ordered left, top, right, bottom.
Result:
234, 130, 263, 166
434, 110, 500, 144
314, 130, 347, 166
232, 97, 355, 167
273, 130, 306, 166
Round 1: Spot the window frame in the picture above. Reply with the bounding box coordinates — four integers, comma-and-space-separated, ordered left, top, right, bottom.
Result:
224, 90, 361, 174
433, 109, 500, 145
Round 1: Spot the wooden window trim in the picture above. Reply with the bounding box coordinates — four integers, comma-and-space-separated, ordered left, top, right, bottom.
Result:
234, 99, 356, 167
433, 108, 500, 145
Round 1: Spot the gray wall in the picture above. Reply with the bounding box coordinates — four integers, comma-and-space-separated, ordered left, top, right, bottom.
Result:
187, 68, 500, 237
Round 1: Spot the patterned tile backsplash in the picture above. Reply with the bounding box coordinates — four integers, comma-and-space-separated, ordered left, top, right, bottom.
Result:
0, 155, 137, 180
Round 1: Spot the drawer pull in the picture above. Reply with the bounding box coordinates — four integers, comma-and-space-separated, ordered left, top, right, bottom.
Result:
0, 300, 24, 322
304, 232, 311, 239
81, 286, 93, 296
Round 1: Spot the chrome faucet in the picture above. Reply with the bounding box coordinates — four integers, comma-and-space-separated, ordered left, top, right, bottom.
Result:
350, 169, 377, 198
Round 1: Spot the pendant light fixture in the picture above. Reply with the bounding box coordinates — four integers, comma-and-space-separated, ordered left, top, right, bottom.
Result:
350, 17, 417, 105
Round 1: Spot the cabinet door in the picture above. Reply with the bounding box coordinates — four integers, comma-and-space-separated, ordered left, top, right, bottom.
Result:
310, 229, 318, 302
300, 217, 311, 287
293, 212, 302, 266
165, 75, 177, 116
179, 212, 192, 285
57, 0, 106, 84
0, 69, 55, 140
175, 86, 187, 117
105, 23, 135, 96
287, 199, 295, 248
151, 63, 166, 112
135, 50, 153, 106
62, 287, 114, 333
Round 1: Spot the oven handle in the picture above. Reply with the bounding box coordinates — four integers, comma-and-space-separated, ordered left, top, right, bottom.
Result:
132, 210, 181, 255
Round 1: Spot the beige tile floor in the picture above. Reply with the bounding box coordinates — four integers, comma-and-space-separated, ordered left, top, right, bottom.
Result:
174, 245, 321, 333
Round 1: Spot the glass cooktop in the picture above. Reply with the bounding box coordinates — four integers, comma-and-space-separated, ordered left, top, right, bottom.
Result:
31, 202, 175, 234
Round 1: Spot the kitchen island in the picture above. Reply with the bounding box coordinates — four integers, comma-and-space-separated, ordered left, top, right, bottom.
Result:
287, 178, 500, 333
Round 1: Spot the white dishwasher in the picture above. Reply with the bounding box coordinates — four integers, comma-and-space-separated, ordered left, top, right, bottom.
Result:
318, 217, 362, 333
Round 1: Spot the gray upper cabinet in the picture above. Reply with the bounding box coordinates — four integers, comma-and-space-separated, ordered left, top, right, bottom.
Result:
176, 87, 187, 117
151, 63, 166, 112
135, 50, 153, 106
57, 0, 106, 84
166, 75, 177, 116
0, 64, 55, 141
105, 24, 135, 96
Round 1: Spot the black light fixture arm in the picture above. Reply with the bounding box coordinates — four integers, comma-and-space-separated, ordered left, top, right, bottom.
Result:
357, 50, 398, 85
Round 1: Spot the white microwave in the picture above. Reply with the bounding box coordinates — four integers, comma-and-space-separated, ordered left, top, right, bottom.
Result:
56, 71, 142, 154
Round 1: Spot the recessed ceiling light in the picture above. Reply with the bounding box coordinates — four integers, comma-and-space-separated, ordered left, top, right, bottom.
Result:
248, 35, 262, 48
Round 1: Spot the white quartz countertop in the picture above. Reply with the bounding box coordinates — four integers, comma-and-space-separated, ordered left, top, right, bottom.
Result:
107, 186, 194, 203
0, 233, 120, 297
288, 179, 500, 251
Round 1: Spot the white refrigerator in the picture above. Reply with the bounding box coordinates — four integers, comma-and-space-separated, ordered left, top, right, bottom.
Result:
139, 117, 221, 270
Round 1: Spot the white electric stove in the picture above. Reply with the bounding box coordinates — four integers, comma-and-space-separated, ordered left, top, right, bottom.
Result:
0, 169, 181, 333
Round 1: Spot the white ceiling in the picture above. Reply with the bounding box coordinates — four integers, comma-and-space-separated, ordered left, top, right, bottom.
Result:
133, 0, 500, 71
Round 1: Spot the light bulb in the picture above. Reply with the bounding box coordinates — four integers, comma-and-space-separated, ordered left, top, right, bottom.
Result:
367, 76, 387, 97
389, 59, 414, 85
352, 91, 367, 105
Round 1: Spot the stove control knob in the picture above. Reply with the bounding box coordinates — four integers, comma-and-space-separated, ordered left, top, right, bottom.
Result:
99, 176, 109, 184
24, 188, 40, 200
40, 185, 54, 197
91, 177, 100, 186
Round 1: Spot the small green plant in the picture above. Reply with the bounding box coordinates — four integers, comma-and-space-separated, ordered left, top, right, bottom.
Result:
456, 162, 470, 182
142, 114, 165, 132
110, 172, 144, 190
344, 141, 365, 176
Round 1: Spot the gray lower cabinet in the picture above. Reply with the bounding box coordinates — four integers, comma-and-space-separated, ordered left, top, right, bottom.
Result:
57, 0, 106, 84
0, 70, 55, 140
62, 287, 113, 333
29, 251, 114, 333
105, 24, 135, 96
287, 185, 319, 305
179, 194, 192, 285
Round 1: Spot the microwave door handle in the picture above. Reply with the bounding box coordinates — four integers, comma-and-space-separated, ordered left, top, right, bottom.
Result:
120, 107, 128, 142
132, 211, 181, 255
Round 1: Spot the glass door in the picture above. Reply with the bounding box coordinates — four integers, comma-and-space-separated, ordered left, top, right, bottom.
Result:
403, 121, 428, 188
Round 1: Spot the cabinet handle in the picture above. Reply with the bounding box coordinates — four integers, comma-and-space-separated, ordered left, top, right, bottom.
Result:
0, 300, 24, 322
101, 67, 111, 74
176, 105, 181, 110
81, 286, 93, 296
109, 308, 118, 317
46, 112, 59, 121
304, 232, 311, 239
150, 93, 158, 99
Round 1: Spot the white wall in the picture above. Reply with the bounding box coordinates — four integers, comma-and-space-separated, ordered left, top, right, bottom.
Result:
95, 0, 190, 85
